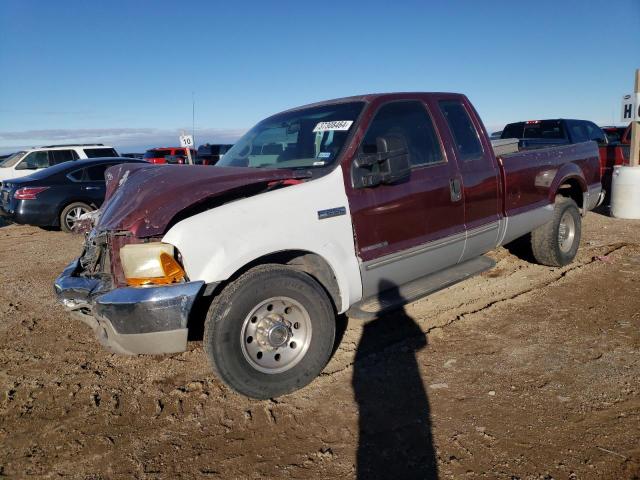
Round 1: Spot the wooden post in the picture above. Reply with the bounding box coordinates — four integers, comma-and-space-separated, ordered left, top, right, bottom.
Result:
630, 69, 640, 167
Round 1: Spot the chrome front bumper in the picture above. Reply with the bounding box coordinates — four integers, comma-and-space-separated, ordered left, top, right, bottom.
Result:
54, 259, 204, 355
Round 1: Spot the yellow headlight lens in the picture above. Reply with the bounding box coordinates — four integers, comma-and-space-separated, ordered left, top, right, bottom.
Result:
120, 243, 185, 286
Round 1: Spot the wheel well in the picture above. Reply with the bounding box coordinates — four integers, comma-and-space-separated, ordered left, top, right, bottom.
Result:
557, 179, 583, 211
188, 251, 342, 342
208, 250, 342, 313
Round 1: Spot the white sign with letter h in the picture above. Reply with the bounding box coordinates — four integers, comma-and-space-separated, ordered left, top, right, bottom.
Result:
621, 93, 640, 122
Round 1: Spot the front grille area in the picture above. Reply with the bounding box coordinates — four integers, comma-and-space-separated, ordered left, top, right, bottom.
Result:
79, 230, 110, 276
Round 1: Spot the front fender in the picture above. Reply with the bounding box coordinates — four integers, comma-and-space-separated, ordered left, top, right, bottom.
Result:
162, 167, 363, 313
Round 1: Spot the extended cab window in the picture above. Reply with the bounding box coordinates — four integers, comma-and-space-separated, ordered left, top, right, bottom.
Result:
439, 101, 483, 161
362, 101, 444, 167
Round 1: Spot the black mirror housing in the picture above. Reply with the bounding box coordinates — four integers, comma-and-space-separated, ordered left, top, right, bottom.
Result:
352, 134, 411, 188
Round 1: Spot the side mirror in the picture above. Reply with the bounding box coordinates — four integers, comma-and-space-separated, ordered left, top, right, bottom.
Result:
352, 135, 411, 188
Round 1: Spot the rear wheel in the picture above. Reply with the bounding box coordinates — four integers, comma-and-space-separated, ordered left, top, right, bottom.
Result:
531, 196, 581, 266
203, 264, 335, 399
60, 202, 92, 233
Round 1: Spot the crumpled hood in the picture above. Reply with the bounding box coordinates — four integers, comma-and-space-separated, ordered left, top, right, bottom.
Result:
97, 163, 304, 237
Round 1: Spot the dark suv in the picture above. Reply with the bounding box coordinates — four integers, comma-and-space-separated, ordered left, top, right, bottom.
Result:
501, 119, 607, 149
195, 144, 234, 165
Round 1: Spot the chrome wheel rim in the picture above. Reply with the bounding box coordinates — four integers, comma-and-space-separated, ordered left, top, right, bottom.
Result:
240, 296, 312, 374
558, 211, 576, 253
65, 206, 89, 231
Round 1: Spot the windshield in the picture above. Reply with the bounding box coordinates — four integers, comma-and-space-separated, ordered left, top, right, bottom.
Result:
218, 102, 364, 169
0, 151, 27, 168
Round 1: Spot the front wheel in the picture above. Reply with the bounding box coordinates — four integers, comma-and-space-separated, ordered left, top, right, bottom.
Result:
203, 264, 336, 399
531, 196, 582, 267
60, 202, 93, 233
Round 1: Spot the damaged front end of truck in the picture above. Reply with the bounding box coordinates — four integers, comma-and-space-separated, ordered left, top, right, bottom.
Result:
54, 162, 306, 354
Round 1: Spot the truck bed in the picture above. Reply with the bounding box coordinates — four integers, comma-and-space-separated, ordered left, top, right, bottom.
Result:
498, 141, 601, 217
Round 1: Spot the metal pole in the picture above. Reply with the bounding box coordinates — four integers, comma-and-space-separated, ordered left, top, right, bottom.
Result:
192, 91, 195, 147
630, 69, 640, 167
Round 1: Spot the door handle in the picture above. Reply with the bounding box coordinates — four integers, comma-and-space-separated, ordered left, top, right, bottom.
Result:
82, 186, 101, 190
449, 178, 462, 202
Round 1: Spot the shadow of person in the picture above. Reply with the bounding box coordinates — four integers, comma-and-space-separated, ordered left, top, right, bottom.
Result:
353, 279, 438, 480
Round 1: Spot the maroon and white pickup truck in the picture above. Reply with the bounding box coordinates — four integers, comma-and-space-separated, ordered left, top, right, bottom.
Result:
55, 93, 602, 398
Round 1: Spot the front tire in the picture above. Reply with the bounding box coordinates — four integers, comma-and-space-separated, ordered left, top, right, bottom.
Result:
531, 197, 581, 267
203, 264, 335, 399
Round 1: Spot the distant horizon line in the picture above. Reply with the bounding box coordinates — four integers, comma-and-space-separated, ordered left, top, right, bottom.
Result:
0, 118, 630, 155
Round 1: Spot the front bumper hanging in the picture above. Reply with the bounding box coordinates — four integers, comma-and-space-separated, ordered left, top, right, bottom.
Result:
54, 259, 204, 355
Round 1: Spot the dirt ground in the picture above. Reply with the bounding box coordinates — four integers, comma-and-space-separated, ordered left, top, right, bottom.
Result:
0, 211, 639, 480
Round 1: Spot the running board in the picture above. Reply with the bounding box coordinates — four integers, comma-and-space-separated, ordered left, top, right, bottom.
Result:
347, 256, 496, 321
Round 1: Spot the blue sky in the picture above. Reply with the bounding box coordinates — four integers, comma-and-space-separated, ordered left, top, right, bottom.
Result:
0, 0, 638, 153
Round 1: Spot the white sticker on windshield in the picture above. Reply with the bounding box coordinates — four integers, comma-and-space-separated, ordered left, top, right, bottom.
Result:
313, 120, 353, 132
318, 152, 331, 159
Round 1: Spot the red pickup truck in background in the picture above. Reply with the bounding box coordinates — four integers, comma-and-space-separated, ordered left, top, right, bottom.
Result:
143, 147, 197, 164
602, 125, 629, 144
56, 92, 602, 398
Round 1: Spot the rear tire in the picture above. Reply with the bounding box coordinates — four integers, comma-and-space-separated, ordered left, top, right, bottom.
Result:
203, 264, 335, 399
531, 197, 581, 267
60, 202, 92, 233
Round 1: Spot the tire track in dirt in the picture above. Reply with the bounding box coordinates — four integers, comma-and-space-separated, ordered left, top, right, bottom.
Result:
319, 242, 634, 381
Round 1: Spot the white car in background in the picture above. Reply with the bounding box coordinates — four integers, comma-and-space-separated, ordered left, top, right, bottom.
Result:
0, 144, 120, 183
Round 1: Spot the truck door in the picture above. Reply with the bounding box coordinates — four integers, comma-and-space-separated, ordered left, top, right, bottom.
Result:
346, 99, 465, 298
436, 97, 501, 261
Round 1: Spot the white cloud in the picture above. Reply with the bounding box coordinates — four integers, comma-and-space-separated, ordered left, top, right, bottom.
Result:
0, 127, 247, 154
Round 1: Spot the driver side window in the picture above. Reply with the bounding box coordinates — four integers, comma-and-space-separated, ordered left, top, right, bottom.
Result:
17, 151, 49, 170
362, 101, 444, 167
